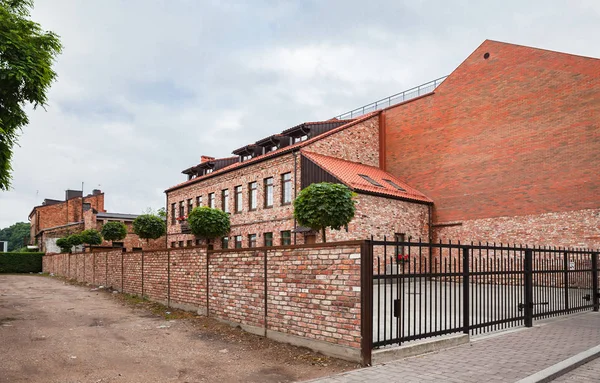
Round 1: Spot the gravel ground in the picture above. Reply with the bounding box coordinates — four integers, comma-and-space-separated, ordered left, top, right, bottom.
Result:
0, 274, 356, 383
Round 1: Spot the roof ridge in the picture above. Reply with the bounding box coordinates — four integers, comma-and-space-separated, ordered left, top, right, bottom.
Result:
165, 112, 380, 193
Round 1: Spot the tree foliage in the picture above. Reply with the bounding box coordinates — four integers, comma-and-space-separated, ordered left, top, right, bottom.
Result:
0, 222, 30, 251
293, 183, 356, 243
0, 0, 62, 190
80, 229, 103, 246
187, 206, 230, 241
55, 233, 82, 253
101, 222, 127, 242
133, 214, 166, 241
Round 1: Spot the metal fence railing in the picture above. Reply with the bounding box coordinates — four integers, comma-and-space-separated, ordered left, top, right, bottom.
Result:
334, 76, 448, 120
362, 238, 599, 349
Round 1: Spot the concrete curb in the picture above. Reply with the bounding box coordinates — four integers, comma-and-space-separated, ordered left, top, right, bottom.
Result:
516, 344, 600, 383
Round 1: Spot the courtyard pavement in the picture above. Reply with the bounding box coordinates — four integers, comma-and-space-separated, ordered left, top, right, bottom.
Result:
308, 311, 600, 382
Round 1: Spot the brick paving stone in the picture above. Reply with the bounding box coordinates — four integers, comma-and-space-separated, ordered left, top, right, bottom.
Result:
306, 312, 600, 383
552, 357, 600, 382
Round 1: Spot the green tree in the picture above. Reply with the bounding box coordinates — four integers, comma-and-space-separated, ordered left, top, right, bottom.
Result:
0, 0, 62, 190
55, 233, 82, 253
0, 222, 30, 252
80, 229, 103, 246
293, 183, 356, 243
142, 207, 166, 219
101, 222, 127, 243
55, 237, 70, 253
187, 206, 230, 243
132, 214, 166, 242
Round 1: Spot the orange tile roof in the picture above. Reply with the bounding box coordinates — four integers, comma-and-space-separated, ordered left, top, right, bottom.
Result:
301, 151, 433, 204
165, 112, 380, 193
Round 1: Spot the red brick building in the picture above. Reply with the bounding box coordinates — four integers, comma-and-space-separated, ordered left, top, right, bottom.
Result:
379, 40, 600, 248
165, 117, 432, 249
29, 190, 164, 253
166, 40, 599, 250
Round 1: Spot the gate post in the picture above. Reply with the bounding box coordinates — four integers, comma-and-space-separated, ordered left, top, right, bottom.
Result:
524, 249, 534, 327
592, 252, 599, 312
462, 246, 470, 334
360, 240, 374, 366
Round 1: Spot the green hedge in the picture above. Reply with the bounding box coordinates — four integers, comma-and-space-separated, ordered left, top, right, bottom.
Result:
0, 252, 44, 273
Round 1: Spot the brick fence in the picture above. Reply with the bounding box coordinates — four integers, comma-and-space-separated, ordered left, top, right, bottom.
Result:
43, 241, 366, 363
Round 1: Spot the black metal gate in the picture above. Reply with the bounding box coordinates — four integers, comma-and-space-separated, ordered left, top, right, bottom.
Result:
364, 239, 599, 350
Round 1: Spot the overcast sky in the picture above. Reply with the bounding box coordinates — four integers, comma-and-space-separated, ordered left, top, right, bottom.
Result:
1, 0, 599, 228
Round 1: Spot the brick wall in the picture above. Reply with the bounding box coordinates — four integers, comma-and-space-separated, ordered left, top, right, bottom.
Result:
435, 208, 600, 250
383, 40, 600, 232
42, 241, 365, 362
303, 115, 379, 166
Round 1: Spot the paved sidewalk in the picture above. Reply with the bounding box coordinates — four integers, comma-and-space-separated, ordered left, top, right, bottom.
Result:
308, 312, 600, 383
553, 358, 600, 382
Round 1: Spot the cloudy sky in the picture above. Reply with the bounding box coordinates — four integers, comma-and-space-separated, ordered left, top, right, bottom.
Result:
1, 0, 599, 228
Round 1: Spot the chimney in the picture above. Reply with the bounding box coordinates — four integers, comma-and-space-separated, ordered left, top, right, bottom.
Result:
92, 189, 102, 196
201, 156, 215, 163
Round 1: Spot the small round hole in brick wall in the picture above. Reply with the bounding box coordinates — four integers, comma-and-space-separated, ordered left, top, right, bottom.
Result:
484, 52, 490, 59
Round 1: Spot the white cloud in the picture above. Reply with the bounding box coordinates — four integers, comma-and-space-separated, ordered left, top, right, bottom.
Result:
1, 0, 600, 228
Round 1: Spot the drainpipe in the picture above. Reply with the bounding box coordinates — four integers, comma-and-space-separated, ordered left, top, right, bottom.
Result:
165, 192, 169, 249
428, 204, 433, 244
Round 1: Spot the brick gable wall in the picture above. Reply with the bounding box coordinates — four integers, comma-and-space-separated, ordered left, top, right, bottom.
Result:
384, 40, 600, 225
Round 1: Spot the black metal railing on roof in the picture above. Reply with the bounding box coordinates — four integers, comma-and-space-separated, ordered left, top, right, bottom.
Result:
334, 76, 448, 120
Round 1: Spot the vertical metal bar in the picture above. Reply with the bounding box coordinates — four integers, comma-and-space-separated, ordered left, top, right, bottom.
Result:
462, 246, 470, 334
593, 252, 599, 312
377, 255, 381, 343
383, 238, 387, 344
419, 244, 423, 336
524, 249, 533, 327
360, 240, 373, 366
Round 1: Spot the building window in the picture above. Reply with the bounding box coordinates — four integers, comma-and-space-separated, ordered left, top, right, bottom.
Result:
248, 182, 257, 210
205, 168, 213, 174
187, 198, 193, 214
113, 242, 124, 248
179, 201, 185, 219
195, 239, 202, 246
248, 234, 257, 248
264, 177, 273, 208
395, 233, 406, 257
196, 195, 202, 207
133, 247, 142, 252
208, 193, 215, 208
293, 135, 308, 143
383, 179, 406, 191
178, 241, 184, 248
264, 232, 273, 247
170, 241, 176, 248
235, 235, 242, 249
358, 174, 383, 187
186, 239, 193, 247
221, 237, 229, 249
282, 173, 292, 204
241, 154, 252, 162
280, 230, 291, 246
234, 185, 243, 213
171, 203, 176, 225
222, 189, 229, 213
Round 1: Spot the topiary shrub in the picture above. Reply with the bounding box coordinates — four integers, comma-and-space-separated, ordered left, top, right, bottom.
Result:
293, 182, 356, 243
132, 214, 166, 242
187, 207, 230, 243
80, 229, 103, 246
101, 222, 127, 243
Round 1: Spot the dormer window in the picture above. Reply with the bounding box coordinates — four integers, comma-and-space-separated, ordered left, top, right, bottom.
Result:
293, 135, 308, 144
241, 154, 252, 162
205, 168, 213, 174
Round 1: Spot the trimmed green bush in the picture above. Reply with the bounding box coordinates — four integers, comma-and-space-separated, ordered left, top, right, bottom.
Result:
0, 252, 44, 273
